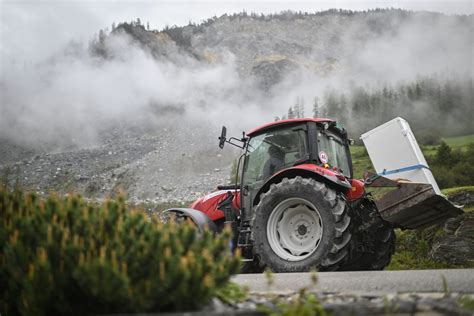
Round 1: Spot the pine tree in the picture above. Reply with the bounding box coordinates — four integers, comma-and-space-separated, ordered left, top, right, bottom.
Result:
415, 82, 422, 99
436, 141, 457, 167
312, 97, 320, 118
287, 106, 295, 119
294, 98, 300, 118
293, 97, 306, 118
339, 93, 348, 125
300, 99, 305, 118
324, 90, 339, 118
98, 29, 104, 42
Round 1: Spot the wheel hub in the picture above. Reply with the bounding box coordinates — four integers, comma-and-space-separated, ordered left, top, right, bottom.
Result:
297, 224, 308, 236
267, 198, 323, 261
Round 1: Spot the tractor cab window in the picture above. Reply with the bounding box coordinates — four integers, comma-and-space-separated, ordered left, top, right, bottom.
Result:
317, 130, 351, 178
243, 127, 308, 186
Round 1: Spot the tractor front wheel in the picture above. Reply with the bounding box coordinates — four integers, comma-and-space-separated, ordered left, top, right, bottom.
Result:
252, 176, 352, 272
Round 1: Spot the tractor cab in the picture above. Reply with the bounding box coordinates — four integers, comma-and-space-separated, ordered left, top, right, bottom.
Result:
239, 119, 353, 222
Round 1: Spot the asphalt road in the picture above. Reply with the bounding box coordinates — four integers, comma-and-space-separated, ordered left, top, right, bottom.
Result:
232, 269, 474, 294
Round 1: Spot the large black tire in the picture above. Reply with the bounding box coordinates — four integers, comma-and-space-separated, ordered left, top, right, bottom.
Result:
252, 176, 352, 272
341, 200, 395, 271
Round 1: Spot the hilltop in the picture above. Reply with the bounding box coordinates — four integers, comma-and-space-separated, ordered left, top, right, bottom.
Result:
93, 9, 472, 88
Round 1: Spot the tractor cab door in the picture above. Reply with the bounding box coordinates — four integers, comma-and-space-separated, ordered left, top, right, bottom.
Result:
241, 124, 309, 221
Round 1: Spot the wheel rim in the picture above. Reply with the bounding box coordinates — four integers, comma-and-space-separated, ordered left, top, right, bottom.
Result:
267, 197, 323, 262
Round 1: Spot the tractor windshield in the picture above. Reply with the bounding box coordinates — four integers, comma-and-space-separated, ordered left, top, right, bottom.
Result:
317, 130, 351, 177
243, 127, 308, 186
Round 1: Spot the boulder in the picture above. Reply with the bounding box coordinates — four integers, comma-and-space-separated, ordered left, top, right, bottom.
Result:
430, 212, 474, 266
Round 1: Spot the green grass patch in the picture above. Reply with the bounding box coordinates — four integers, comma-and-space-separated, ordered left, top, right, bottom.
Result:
464, 206, 474, 212
443, 134, 474, 148
442, 186, 474, 197
459, 295, 474, 312
387, 227, 448, 270
349, 145, 373, 179
422, 134, 474, 157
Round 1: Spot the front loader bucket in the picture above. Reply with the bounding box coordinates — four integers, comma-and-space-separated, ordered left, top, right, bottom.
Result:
361, 117, 463, 229
370, 177, 463, 229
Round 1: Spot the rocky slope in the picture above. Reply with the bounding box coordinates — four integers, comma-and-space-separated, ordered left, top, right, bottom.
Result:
0, 122, 236, 204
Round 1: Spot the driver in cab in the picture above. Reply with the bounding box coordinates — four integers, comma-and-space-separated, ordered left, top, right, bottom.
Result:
263, 145, 285, 180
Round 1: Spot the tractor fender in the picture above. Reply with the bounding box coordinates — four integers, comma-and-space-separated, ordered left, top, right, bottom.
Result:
162, 208, 218, 234
253, 165, 352, 206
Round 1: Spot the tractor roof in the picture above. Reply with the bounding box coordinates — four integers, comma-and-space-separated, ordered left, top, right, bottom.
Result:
246, 118, 334, 137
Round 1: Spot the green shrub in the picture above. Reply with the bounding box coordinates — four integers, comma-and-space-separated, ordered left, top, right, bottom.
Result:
215, 282, 248, 305
0, 188, 240, 315
428, 142, 474, 189
258, 288, 328, 316
257, 270, 328, 316
417, 130, 442, 146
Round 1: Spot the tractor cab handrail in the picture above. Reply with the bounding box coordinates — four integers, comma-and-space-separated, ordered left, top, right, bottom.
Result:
217, 184, 240, 190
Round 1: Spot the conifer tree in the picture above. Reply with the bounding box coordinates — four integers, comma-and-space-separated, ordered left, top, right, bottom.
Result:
312, 97, 320, 118
294, 97, 300, 118
287, 106, 295, 119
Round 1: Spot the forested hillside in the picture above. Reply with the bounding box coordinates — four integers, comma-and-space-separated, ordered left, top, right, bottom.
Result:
285, 76, 473, 141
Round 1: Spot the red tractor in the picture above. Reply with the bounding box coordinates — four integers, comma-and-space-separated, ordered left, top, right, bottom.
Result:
164, 118, 461, 272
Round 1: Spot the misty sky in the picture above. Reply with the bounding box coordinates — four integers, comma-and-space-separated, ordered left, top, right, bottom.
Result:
0, 0, 473, 149
1, 0, 472, 63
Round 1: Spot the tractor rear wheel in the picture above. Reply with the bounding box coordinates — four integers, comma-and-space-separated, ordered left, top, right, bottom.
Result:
341, 200, 395, 270
252, 176, 352, 272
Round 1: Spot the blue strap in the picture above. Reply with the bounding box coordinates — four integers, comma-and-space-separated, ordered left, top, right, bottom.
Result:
378, 164, 430, 176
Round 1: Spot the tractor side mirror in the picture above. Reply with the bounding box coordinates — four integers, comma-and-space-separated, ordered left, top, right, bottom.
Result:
219, 126, 227, 149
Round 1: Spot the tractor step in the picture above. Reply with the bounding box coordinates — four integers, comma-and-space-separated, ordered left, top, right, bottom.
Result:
237, 222, 253, 250
237, 243, 253, 247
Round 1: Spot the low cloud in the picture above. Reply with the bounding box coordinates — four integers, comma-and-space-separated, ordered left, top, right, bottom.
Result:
1, 9, 472, 151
